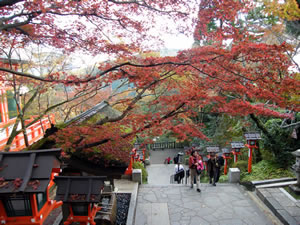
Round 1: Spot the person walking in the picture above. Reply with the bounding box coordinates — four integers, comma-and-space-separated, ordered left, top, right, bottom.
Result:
207, 154, 221, 186
189, 150, 201, 192
196, 153, 204, 181
174, 163, 185, 184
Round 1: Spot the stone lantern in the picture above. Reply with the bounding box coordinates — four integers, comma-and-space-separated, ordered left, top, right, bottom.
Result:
206, 146, 220, 158
134, 141, 140, 150
0, 149, 62, 225
206, 146, 220, 174
244, 132, 261, 173
222, 148, 231, 175
231, 142, 244, 163
290, 149, 300, 194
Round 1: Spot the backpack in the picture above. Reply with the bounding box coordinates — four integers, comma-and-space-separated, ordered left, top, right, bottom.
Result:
217, 156, 224, 166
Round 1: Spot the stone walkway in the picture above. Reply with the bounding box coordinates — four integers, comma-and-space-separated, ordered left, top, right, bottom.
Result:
135, 183, 278, 225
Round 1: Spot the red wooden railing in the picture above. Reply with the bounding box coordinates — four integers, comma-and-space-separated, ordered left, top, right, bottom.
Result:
0, 115, 55, 152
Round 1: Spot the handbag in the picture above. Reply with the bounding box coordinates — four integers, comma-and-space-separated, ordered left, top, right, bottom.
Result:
196, 168, 202, 175
196, 159, 204, 175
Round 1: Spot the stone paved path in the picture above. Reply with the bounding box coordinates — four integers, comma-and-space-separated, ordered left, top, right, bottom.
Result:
135, 183, 275, 225
147, 164, 188, 185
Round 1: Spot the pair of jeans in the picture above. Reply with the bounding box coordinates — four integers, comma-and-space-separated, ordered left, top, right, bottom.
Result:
209, 171, 218, 184
190, 168, 199, 189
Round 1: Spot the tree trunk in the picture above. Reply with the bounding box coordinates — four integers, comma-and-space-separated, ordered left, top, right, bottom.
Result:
249, 114, 277, 145
4, 118, 20, 152
20, 116, 29, 147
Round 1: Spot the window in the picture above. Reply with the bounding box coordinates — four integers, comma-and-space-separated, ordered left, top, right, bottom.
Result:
36, 192, 47, 211
2, 194, 32, 217
6, 91, 17, 119
71, 203, 89, 216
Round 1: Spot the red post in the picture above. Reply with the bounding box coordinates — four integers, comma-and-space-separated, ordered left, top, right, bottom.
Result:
124, 156, 133, 175
125, 148, 136, 175
224, 158, 228, 175
248, 147, 253, 173
142, 148, 145, 162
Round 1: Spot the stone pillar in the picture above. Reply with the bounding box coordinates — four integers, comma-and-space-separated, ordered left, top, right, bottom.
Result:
290, 149, 300, 194
132, 169, 142, 184
228, 168, 240, 183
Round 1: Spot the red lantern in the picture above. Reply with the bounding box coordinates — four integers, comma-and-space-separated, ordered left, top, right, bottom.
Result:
244, 132, 261, 173
231, 142, 244, 163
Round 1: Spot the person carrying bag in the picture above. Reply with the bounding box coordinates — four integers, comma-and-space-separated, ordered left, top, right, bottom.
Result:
189, 150, 201, 192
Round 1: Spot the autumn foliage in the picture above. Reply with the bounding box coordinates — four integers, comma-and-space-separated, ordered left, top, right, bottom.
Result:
0, 0, 299, 164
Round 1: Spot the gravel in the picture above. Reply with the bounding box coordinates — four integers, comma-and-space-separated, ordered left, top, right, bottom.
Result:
116, 193, 131, 225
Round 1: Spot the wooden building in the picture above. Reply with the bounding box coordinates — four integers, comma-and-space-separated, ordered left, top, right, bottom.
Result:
0, 58, 55, 151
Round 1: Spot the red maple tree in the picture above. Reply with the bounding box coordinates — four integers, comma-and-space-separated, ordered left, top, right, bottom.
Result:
0, 1, 298, 163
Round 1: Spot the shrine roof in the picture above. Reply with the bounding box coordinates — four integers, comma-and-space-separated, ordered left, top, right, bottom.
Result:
231, 142, 245, 149
54, 176, 107, 203
244, 132, 261, 140
206, 146, 220, 153
0, 149, 61, 194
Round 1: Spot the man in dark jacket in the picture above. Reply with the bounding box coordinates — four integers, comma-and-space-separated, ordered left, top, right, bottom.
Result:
207, 154, 222, 186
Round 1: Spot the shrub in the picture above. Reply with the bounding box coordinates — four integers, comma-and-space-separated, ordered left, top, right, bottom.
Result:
133, 161, 148, 183
232, 160, 248, 172
218, 175, 228, 183
240, 160, 295, 182
261, 118, 300, 168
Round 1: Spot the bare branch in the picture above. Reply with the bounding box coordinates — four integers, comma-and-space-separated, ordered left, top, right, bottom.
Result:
281, 121, 300, 129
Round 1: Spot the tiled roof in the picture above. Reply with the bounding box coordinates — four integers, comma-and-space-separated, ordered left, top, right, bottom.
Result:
244, 132, 261, 140
206, 146, 220, 153
231, 142, 245, 149
0, 149, 61, 193
54, 176, 106, 203
222, 148, 231, 154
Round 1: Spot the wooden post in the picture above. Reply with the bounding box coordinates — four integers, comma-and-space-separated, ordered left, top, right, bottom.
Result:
248, 147, 253, 173
224, 158, 228, 175
30, 194, 39, 221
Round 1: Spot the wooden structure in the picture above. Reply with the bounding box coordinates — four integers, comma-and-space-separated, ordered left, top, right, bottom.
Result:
0, 149, 62, 225
0, 58, 55, 152
231, 142, 244, 163
148, 141, 186, 150
244, 132, 261, 173
0, 88, 55, 151
54, 176, 106, 225
222, 148, 231, 175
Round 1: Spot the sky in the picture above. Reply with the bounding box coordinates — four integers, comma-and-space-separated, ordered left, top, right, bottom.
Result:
74, 32, 195, 67
163, 33, 194, 50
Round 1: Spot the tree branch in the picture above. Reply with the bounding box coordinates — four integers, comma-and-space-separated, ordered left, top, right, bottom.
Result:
75, 102, 186, 151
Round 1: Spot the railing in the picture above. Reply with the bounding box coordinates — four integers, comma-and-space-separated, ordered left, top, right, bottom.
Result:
0, 115, 55, 151
148, 142, 186, 150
